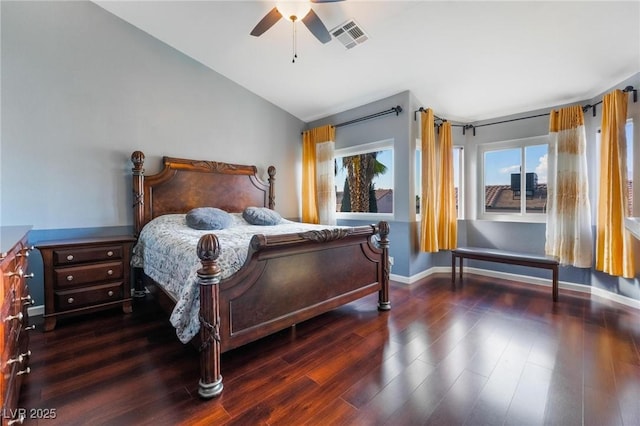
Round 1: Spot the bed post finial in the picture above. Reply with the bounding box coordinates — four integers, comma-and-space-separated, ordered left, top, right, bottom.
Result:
131, 150, 145, 170
268, 165, 276, 209
196, 234, 224, 399
377, 221, 391, 311
131, 151, 146, 237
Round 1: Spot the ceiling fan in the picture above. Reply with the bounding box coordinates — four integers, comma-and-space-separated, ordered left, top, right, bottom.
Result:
250, 0, 345, 45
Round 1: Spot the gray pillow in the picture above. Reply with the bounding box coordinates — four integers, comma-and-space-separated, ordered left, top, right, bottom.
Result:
243, 207, 282, 226
185, 207, 232, 230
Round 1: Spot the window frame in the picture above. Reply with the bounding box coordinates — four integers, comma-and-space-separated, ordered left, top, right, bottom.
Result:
334, 138, 395, 221
477, 135, 549, 223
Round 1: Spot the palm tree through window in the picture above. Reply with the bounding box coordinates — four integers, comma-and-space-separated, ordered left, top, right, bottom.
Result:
335, 146, 393, 214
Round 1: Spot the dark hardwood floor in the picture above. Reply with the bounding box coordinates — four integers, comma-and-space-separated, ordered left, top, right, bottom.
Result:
18, 274, 640, 425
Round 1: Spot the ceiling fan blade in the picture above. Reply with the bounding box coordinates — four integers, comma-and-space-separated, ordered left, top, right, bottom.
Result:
250, 7, 282, 37
302, 9, 331, 44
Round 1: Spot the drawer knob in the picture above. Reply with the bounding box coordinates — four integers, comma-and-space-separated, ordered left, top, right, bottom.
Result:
107, 250, 114, 257
67, 254, 74, 261
17, 246, 33, 257
7, 267, 23, 278
21, 295, 34, 306
24, 324, 36, 331
108, 290, 114, 297
17, 367, 30, 376
8, 414, 25, 425
23, 272, 35, 279
67, 297, 74, 304
67, 275, 74, 282
6, 354, 25, 365
5, 312, 23, 323
107, 269, 113, 276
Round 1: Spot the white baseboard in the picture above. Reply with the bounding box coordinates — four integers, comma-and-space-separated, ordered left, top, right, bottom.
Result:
390, 266, 450, 284
391, 266, 640, 311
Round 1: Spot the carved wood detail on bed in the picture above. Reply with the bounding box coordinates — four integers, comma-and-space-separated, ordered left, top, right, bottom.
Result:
131, 150, 275, 236
130, 151, 390, 399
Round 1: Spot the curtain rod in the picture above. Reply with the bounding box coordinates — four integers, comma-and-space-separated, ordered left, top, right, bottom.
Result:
414, 85, 637, 136
301, 106, 403, 135
334, 105, 403, 128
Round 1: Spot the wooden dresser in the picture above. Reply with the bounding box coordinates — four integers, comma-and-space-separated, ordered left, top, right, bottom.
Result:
37, 236, 136, 332
1, 226, 34, 425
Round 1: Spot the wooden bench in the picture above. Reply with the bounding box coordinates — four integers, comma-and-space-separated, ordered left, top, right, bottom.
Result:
451, 247, 560, 302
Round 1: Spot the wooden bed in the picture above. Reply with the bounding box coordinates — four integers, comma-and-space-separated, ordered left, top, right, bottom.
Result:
130, 151, 391, 399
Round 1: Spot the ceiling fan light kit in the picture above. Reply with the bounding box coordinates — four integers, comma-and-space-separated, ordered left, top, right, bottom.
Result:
275, 1, 311, 22
250, 0, 345, 62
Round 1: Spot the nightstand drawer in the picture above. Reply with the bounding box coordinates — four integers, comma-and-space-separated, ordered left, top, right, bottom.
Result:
54, 245, 123, 265
54, 261, 123, 288
55, 282, 123, 311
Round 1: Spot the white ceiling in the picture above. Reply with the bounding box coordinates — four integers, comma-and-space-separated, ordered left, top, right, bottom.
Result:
94, 0, 640, 123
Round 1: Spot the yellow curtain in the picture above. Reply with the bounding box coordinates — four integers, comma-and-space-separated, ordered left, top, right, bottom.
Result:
437, 122, 457, 249
420, 109, 438, 252
302, 125, 335, 224
596, 89, 635, 278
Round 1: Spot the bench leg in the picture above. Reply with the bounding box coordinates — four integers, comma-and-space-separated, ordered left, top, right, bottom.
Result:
552, 266, 558, 302
451, 254, 456, 290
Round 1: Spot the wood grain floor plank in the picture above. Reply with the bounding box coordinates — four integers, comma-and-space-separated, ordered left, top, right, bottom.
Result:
16, 273, 640, 425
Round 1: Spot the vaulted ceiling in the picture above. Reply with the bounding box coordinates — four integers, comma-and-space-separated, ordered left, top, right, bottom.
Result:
94, 1, 640, 123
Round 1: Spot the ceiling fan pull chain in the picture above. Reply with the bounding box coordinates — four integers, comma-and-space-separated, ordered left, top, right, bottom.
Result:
292, 19, 298, 63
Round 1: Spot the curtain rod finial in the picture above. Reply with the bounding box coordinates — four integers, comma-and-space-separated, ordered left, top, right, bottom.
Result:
623, 86, 638, 102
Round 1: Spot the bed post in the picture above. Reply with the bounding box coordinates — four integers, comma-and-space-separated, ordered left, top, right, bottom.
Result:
377, 221, 391, 311
131, 151, 146, 297
267, 166, 276, 209
197, 234, 224, 399
131, 151, 145, 237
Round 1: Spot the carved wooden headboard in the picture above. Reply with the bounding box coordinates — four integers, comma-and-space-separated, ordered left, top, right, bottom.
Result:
131, 151, 275, 236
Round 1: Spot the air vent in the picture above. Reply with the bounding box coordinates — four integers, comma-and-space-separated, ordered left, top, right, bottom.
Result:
331, 19, 368, 49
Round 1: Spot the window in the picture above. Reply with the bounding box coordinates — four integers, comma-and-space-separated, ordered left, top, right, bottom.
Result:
415, 141, 463, 218
335, 139, 394, 218
453, 146, 463, 218
629, 120, 634, 215
596, 119, 633, 216
478, 136, 548, 221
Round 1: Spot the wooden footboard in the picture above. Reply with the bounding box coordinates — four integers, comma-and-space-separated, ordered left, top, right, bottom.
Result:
196, 222, 390, 398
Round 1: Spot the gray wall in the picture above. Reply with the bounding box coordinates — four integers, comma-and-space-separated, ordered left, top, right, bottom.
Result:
1, 1, 305, 305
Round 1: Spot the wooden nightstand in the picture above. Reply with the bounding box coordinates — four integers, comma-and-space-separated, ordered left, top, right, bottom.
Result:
37, 235, 136, 331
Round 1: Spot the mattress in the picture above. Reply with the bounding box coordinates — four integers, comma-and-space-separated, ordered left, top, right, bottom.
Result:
131, 213, 346, 343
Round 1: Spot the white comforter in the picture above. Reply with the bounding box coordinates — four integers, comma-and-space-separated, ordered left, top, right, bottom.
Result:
131, 213, 345, 343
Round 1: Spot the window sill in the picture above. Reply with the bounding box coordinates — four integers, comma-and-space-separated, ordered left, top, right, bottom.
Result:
476, 214, 547, 224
